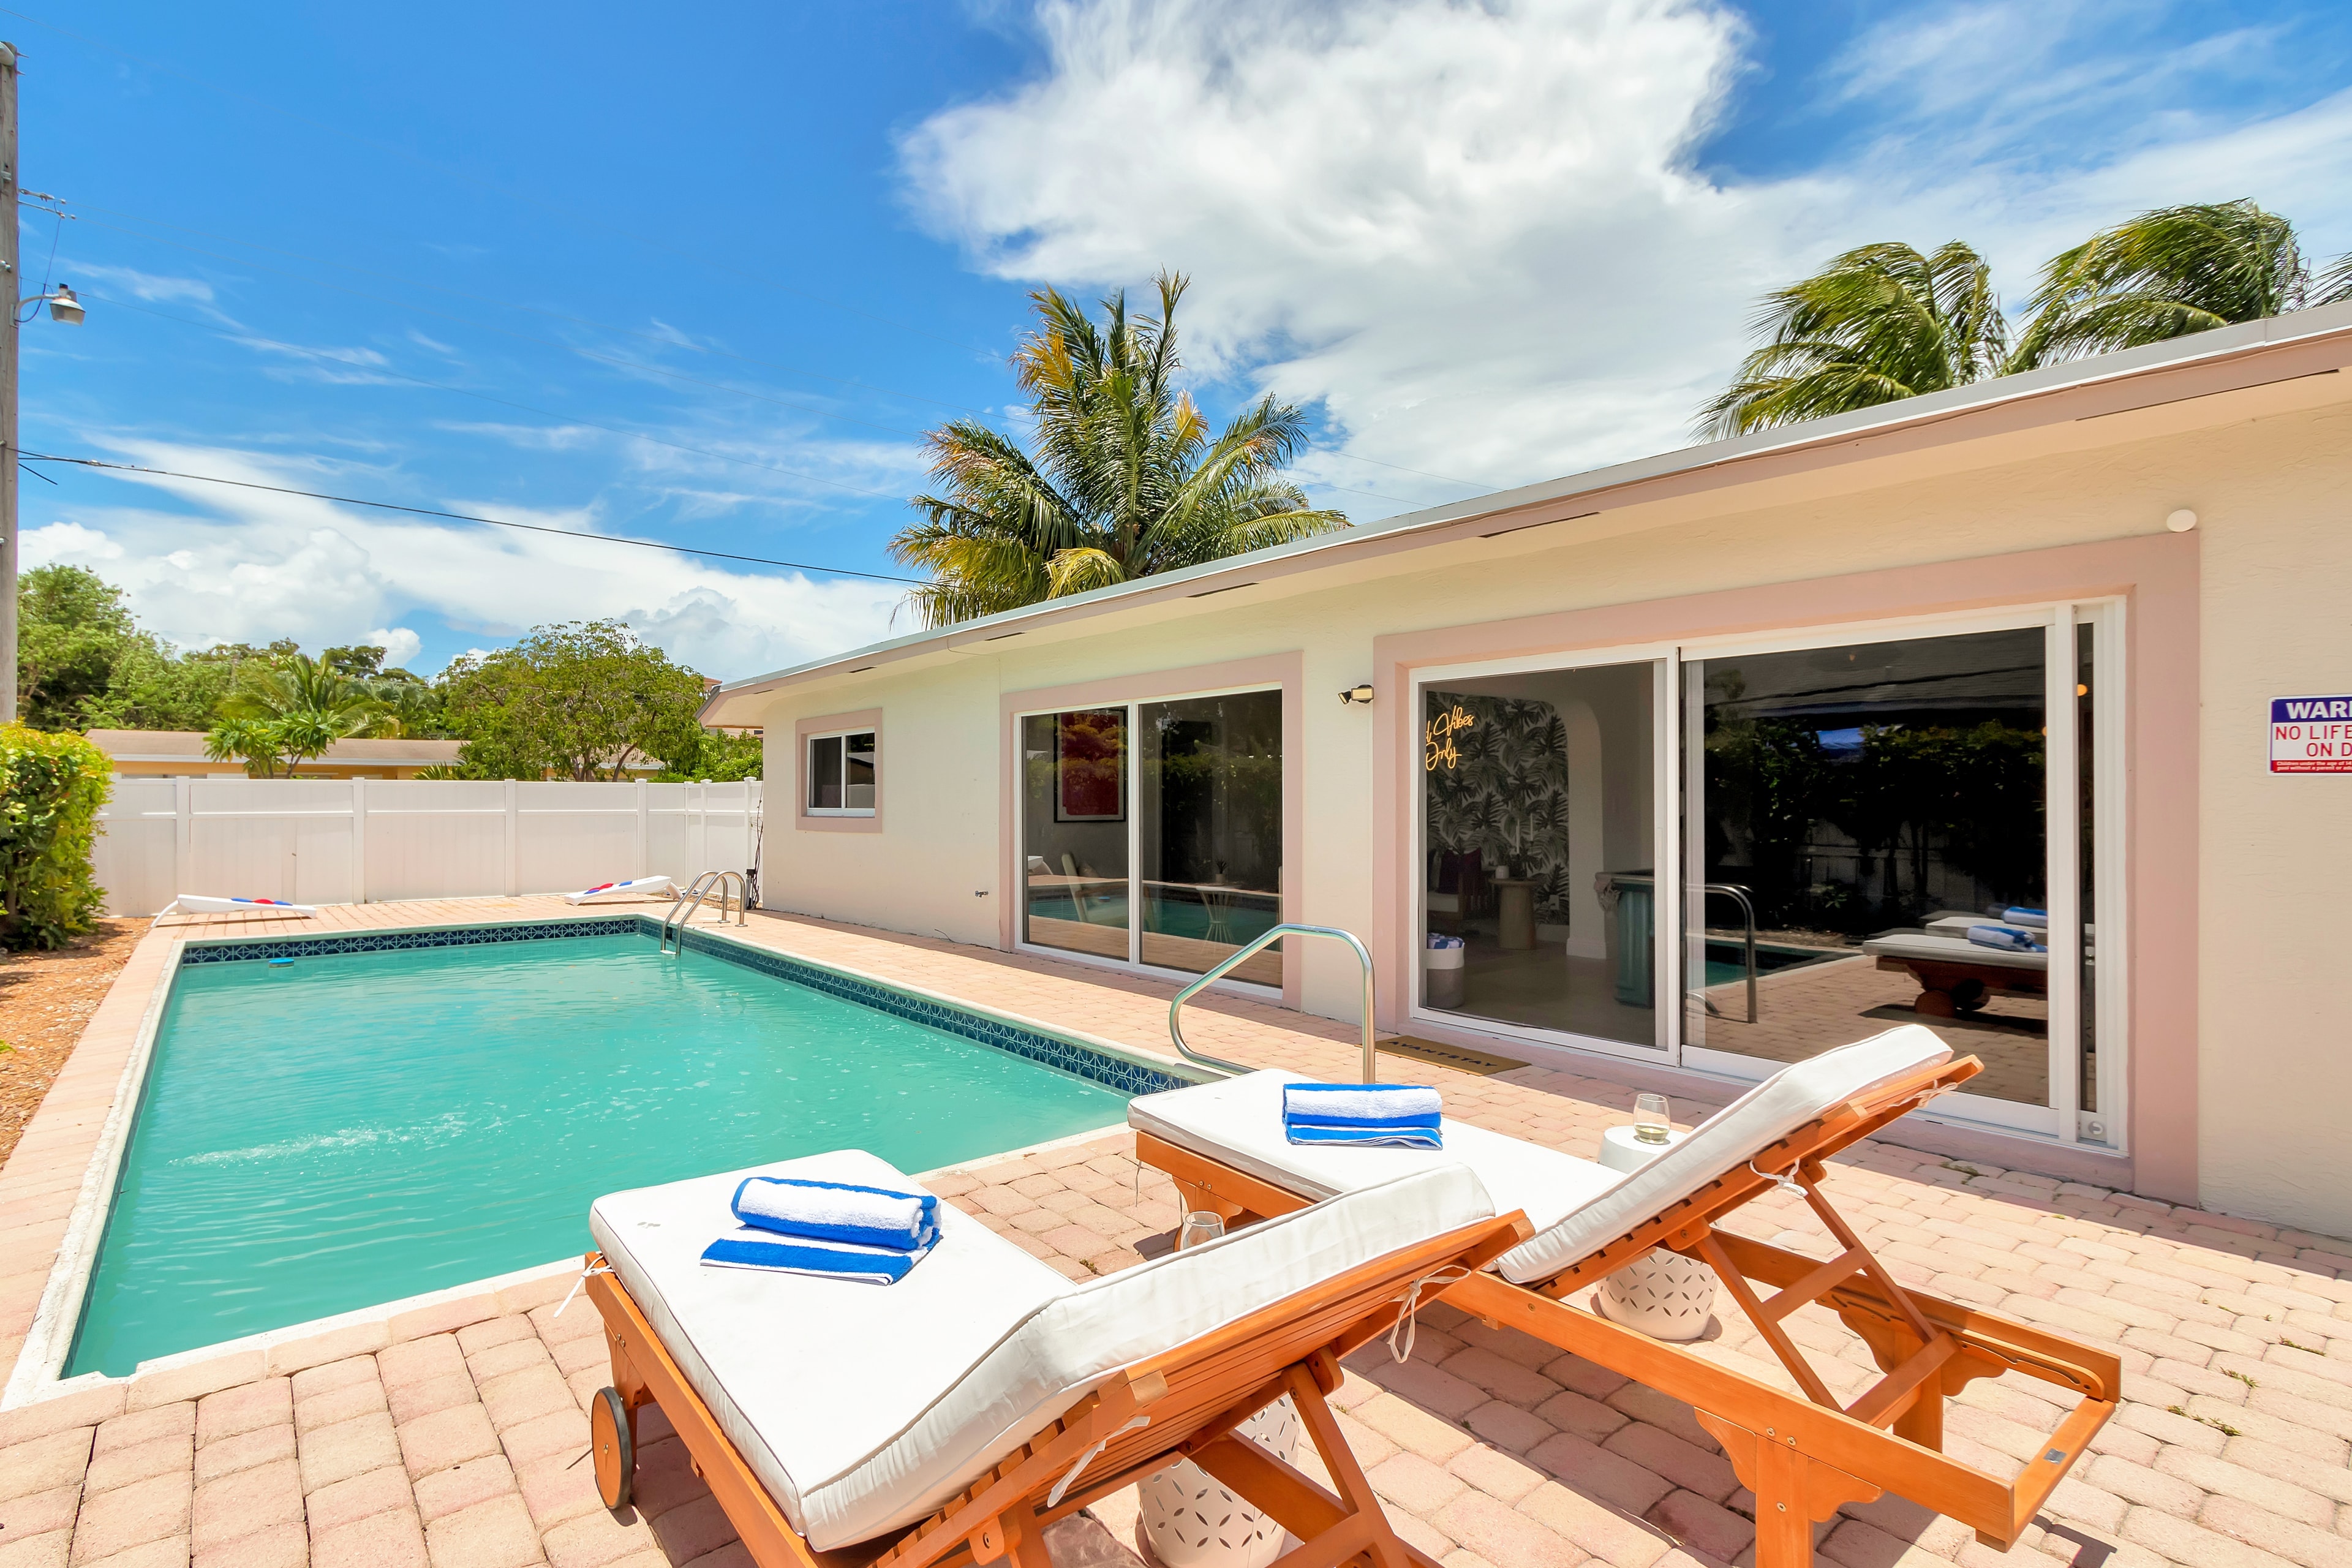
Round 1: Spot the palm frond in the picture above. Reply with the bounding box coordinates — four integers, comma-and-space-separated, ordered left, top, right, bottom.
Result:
2013, 200, 2305, 369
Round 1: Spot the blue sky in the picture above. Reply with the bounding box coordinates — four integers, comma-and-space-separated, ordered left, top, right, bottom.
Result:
17, 0, 2352, 681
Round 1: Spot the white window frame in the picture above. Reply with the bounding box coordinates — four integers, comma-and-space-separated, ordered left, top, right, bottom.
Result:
1011, 682, 1285, 997
1403, 598, 2128, 1155
1407, 641, 1680, 1065
802, 727, 876, 818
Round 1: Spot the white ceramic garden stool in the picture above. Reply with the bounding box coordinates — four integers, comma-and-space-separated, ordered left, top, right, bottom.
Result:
1593, 1125, 1718, 1341
1137, 1395, 1302, 1568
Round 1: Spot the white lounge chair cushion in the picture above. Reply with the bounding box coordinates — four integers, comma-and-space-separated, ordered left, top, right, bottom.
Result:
1500, 1025, 1950, 1282
592, 1150, 1496, 1551
1861, 932, 2047, 973
1129, 1069, 1626, 1234
1126, 1025, 1950, 1286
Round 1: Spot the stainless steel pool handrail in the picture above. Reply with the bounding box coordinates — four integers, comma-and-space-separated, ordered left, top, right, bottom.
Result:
1699, 881, 1759, 1024
661, 870, 747, 953
1169, 923, 1378, 1082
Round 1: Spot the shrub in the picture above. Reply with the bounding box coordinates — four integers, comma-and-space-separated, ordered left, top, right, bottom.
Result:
0, 723, 111, 948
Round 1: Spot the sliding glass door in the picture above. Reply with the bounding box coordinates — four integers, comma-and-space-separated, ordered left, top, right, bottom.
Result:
1414, 655, 1670, 1058
1020, 689, 1284, 987
1411, 605, 2121, 1149
1678, 608, 2114, 1140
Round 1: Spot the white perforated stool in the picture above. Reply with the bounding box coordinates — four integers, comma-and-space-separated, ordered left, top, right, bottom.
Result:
1137, 1395, 1300, 1568
1593, 1125, 1718, 1341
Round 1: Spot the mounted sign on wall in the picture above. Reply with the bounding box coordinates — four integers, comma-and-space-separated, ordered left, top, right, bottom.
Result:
2271, 695, 2352, 773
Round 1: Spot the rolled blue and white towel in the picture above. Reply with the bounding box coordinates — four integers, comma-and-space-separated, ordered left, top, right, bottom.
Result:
1967, 923, 2046, 954
2000, 907, 2048, 929
1283, 1082, 1444, 1148
730, 1175, 941, 1250
705, 1174, 942, 1284
700, 1231, 938, 1286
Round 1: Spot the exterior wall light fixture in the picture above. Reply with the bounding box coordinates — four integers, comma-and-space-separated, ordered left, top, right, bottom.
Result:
1338, 684, 1375, 707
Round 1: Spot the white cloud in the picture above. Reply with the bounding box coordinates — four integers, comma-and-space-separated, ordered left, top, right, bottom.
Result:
24, 440, 904, 679
900, 0, 2352, 503
366, 627, 424, 669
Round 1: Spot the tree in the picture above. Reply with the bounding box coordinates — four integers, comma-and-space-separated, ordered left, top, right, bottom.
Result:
654, 728, 763, 782
2011, 200, 2312, 369
204, 654, 395, 777
890, 271, 1348, 628
1698, 242, 2006, 437
440, 620, 706, 780
17, 567, 140, 730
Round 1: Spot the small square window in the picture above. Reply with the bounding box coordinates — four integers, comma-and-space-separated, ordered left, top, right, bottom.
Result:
805, 729, 876, 816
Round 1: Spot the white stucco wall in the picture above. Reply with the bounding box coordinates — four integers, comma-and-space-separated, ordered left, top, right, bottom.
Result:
2194, 398, 2352, 1235
740, 386, 2352, 1231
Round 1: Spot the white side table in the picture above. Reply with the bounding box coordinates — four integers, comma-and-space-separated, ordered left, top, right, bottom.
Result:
1593, 1125, 1717, 1341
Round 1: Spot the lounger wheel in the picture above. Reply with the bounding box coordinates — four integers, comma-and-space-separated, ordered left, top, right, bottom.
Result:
1949, 978, 1989, 1013
590, 1386, 634, 1510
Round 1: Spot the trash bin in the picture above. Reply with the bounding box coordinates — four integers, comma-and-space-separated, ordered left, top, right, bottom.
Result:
1424, 935, 1466, 1009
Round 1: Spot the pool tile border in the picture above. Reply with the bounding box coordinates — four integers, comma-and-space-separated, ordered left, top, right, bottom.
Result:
176, 914, 1191, 1098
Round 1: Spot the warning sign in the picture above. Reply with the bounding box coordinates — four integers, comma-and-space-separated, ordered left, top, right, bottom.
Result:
2272, 695, 2352, 773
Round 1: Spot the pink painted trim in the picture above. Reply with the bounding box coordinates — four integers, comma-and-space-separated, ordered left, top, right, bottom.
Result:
1370, 532, 2198, 1201
794, 708, 883, 834
997, 654, 1306, 1009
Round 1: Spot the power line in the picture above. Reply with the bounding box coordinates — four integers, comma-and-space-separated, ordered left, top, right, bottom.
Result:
74, 202, 999, 418
65, 218, 932, 442
16, 450, 922, 582
0, 4, 1008, 358
81, 290, 922, 503
76, 206, 1495, 489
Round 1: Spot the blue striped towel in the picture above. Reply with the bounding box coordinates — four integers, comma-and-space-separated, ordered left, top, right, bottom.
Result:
700, 1231, 938, 1286
731, 1175, 941, 1250
1283, 1083, 1444, 1148
1966, 923, 2046, 954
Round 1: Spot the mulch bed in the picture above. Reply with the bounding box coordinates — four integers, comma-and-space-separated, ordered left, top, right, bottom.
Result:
0, 919, 148, 1167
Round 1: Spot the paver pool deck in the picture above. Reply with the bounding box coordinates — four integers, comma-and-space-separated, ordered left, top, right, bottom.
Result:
1, 897, 2348, 1568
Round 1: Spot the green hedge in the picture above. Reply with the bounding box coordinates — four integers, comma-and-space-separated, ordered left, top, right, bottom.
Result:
0, 723, 110, 949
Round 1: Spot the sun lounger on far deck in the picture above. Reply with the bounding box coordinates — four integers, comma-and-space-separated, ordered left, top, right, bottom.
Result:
1126, 1028, 2120, 1568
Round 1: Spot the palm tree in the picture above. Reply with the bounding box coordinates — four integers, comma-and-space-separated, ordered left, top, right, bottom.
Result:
890, 272, 1348, 628
1698, 242, 2007, 438
203, 654, 393, 778
2011, 200, 2310, 369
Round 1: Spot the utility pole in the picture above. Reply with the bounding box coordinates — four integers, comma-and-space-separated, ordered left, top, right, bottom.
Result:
0, 45, 83, 726
1, 40, 19, 724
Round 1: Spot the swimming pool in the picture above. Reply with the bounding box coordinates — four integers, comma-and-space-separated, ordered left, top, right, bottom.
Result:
64, 920, 1168, 1378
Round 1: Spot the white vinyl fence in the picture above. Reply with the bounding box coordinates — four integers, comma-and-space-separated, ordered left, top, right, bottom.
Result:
92, 777, 763, 916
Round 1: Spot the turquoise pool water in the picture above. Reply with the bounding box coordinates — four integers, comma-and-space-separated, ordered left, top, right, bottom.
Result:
66, 929, 1132, 1376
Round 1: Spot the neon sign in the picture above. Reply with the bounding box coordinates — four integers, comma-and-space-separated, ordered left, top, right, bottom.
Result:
1424, 704, 1476, 771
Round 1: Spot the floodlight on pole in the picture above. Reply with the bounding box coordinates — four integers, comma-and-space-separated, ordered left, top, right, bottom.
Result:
15, 283, 83, 325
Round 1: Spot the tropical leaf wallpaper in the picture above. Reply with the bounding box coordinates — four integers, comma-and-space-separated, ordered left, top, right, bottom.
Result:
1424, 690, 1574, 925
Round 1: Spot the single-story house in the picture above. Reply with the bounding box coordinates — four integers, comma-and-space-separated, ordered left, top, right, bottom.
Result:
89, 730, 466, 779
703, 300, 2352, 1238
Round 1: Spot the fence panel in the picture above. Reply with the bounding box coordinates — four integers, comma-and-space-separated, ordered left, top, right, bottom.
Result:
89, 777, 763, 916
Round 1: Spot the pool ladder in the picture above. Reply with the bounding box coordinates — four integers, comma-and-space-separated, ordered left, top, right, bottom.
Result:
1168, 923, 1379, 1083
660, 870, 748, 954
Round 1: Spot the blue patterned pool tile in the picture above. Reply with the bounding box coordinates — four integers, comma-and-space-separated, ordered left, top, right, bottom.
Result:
178, 918, 636, 965
178, 914, 1191, 1098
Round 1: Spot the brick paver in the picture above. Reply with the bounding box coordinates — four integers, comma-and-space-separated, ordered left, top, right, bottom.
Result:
0, 897, 2346, 1568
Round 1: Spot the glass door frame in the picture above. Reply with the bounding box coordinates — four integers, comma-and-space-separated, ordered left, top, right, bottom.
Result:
1404, 641, 1681, 1063
1011, 680, 1287, 998
1673, 598, 2128, 1150
1400, 600, 2128, 1155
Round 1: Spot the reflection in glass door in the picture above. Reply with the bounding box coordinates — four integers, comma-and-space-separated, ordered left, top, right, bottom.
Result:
1019, 691, 1285, 987
1021, 709, 1131, 961
1417, 659, 1661, 1054
1680, 625, 2070, 1114
1139, 692, 1283, 984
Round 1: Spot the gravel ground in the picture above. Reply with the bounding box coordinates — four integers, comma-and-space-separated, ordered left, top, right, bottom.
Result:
0, 918, 148, 1166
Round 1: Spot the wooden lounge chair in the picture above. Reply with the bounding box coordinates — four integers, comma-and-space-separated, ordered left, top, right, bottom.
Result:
1125, 1027, 2120, 1568
581, 1150, 1532, 1568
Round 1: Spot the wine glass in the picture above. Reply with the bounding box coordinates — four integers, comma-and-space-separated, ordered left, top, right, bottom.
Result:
1179, 1211, 1227, 1251
1634, 1093, 1672, 1145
